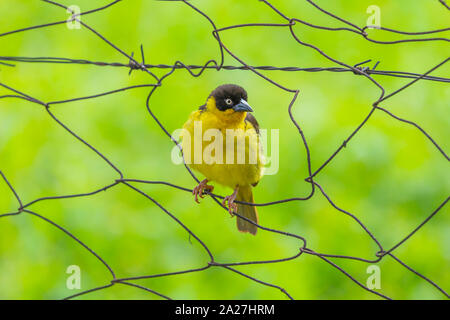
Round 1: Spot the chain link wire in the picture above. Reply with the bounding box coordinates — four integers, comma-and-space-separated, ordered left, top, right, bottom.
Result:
0, 0, 449, 300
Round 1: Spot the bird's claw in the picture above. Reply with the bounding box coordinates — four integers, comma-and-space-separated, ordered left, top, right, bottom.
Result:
192, 179, 214, 203
222, 195, 237, 217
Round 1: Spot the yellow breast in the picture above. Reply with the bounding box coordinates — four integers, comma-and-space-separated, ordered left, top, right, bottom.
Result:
181, 97, 263, 188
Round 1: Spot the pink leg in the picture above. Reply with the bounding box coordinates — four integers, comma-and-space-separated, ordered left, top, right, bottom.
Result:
222, 185, 239, 216
192, 179, 214, 203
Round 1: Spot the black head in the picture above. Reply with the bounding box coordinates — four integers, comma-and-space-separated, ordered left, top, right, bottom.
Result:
209, 84, 253, 112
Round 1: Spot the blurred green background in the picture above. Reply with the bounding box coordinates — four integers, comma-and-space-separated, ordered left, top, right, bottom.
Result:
0, 0, 448, 300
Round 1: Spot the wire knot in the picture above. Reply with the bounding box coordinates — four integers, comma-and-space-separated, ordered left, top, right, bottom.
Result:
352, 59, 380, 75
376, 250, 387, 258
361, 26, 369, 37
299, 247, 312, 254
128, 44, 146, 76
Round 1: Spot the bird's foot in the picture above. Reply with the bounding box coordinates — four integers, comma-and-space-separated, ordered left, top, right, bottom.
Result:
192, 179, 214, 203
222, 186, 239, 217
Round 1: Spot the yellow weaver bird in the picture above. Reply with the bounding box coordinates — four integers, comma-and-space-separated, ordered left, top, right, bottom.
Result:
181, 84, 264, 235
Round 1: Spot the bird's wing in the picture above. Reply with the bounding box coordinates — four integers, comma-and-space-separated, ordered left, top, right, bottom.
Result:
245, 113, 262, 187
245, 112, 260, 134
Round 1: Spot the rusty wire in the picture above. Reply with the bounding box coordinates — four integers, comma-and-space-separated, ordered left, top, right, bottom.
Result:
0, 0, 449, 300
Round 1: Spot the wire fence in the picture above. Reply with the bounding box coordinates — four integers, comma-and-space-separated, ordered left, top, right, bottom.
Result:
0, 0, 449, 300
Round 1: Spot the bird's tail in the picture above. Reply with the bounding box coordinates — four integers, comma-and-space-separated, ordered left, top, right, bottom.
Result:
236, 185, 259, 235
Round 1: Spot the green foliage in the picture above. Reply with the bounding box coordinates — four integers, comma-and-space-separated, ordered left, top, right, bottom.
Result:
0, 0, 448, 299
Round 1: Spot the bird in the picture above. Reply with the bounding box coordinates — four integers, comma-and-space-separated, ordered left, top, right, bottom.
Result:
181, 84, 264, 235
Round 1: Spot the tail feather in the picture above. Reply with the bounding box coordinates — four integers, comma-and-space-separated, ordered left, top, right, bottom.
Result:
236, 185, 258, 235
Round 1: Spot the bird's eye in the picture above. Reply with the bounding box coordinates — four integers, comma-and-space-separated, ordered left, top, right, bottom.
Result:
225, 98, 233, 105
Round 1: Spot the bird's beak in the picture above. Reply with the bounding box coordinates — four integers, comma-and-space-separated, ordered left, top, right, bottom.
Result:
232, 99, 253, 112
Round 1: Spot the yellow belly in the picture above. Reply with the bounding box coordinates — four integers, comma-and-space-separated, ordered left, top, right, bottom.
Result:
181, 110, 263, 188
